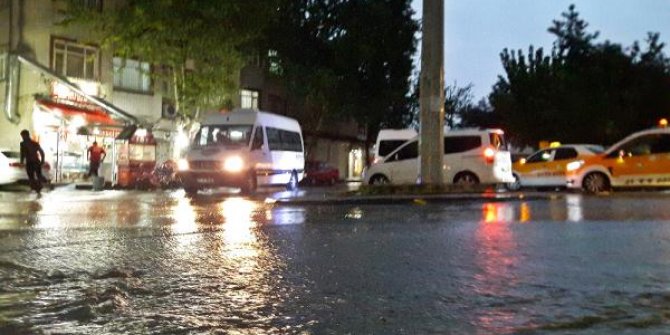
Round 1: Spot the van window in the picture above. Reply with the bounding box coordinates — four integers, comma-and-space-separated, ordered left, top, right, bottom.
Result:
378, 140, 410, 158
387, 141, 418, 162
196, 125, 253, 147
444, 136, 481, 154
267, 127, 303, 152
251, 126, 264, 150
489, 133, 506, 150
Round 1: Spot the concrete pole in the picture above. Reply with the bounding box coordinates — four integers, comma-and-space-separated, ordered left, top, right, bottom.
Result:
419, 0, 445, 185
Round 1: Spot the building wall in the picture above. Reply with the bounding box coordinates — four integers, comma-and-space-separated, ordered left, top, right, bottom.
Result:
0, 0, 171, 185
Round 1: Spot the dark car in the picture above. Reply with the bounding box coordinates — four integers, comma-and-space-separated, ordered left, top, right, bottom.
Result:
303, 161, 339, 186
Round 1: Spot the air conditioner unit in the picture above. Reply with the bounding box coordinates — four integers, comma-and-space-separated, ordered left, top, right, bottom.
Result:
162, 102, 177, 119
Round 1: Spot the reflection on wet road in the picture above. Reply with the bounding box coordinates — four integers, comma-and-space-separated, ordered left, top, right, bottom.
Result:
2, 190, 670, 333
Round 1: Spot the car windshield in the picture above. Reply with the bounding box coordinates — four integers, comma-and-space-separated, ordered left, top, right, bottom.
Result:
1, 151, 20, 159
585, 145, 605, 154
194, 125, 253, 147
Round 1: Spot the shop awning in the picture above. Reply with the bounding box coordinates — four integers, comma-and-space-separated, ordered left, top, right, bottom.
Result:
36, 98, 119, 125
16, 54, 139, 124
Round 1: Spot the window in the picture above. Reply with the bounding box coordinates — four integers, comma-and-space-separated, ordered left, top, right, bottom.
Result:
526, 149, 552, 163
195, 125, 253, 147
266, 127, 303, 152
378, 140, 409, 158
113, 57, 151, 92
444, 136, 481, 154
387, 141, 418, 162
251, 127, 264, 150
241, 89, 259, 109
553, 148, 578, 160
52, 39, 99, 80
489, 133, 506, 150
609, 135, 657, 158
651, 134, 670, 154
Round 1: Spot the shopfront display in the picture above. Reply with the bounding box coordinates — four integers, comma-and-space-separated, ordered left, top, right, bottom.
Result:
115, 125, 157, 188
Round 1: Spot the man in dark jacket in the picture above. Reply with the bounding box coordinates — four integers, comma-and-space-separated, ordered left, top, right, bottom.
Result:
19, 129, 47, 193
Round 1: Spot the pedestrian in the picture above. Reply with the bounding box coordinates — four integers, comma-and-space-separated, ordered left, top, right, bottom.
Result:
87, 141, 106, 178
19, 129, 47, 193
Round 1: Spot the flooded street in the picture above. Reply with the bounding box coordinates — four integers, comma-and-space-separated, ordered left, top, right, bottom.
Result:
2, 188, 670, 334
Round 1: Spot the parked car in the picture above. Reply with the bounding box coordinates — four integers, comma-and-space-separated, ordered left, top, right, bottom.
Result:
0, 149, 52, 185
507, 144, 604, 190
302, 161, 339, 185
567, 127, 670, 193
363, 128, 514, 185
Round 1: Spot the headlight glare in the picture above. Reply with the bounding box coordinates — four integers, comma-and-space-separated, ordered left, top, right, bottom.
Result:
566, 160, 584, 172
177, 159, 189, 171
223, 156, 244, 172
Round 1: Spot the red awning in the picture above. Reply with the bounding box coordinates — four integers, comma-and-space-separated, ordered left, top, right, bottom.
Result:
36, 99, 119, 126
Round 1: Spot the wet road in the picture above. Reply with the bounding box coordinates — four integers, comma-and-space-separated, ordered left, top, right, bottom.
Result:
2, 187, 670, 334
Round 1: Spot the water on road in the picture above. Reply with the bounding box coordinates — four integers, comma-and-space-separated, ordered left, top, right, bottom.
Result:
2, 189, 670, 334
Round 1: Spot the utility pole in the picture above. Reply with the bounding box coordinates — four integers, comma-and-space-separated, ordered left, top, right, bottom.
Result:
419, 0, 445, 186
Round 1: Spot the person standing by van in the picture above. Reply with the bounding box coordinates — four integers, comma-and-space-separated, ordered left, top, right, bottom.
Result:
87, 141, 106, 177
19, 129, 47, 193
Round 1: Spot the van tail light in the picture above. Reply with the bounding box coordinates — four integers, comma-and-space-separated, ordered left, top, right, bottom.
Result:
9, 162, 22, 167
43, 162, 51, 170
483, 147, 496, 164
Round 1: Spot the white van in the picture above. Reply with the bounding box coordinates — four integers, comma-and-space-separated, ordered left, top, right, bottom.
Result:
363, 128, 515, 185
373, 128, 418, 163
178, 109, 304, 194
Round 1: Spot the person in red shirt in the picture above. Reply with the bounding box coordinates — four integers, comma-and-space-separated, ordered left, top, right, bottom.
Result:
19, 129, 47, 193
87, 141, 106, 177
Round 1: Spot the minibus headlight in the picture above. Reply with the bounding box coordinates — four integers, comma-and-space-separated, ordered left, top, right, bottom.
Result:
177, 159, 189, 171
223, 156, 245, 173
566, 160, 584, 172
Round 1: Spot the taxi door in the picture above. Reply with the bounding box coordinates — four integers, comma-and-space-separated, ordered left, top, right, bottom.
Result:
515, 149, 555, 186
606, 134, 664, 186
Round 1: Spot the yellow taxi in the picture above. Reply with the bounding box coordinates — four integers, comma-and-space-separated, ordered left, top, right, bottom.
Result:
566, 126, 670, 193
507, 144, 604, 190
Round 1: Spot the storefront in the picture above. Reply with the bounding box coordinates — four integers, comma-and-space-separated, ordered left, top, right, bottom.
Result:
13, 55, 139, 185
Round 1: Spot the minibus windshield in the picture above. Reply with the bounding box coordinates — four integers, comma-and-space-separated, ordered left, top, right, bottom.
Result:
194, 125, 253, 147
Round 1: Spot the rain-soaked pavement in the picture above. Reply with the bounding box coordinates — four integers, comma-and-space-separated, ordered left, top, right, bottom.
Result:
2, 186, 670, 334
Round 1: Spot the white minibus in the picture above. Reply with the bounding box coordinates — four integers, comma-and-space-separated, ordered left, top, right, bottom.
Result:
178, 109, 304, 194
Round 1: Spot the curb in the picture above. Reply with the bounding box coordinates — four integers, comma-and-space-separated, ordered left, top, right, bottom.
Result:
273, 192, 557, 206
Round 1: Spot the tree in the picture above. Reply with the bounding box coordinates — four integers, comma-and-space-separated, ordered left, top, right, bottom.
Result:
260, 0, 418, 159
64, 0, 273, 118
490, 5, 670, 147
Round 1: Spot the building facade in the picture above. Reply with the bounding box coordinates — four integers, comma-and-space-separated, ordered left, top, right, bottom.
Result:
1, 0, 366, 184
0, 0, 177, 183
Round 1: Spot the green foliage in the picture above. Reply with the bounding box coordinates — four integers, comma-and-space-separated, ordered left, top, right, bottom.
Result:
64, 0, 273, 117
260, 0, 418, 137
490, 5, 670, 147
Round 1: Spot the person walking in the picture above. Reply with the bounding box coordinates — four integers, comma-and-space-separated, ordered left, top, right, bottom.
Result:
19, 129, 47, 193
87, 141, 106, 178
